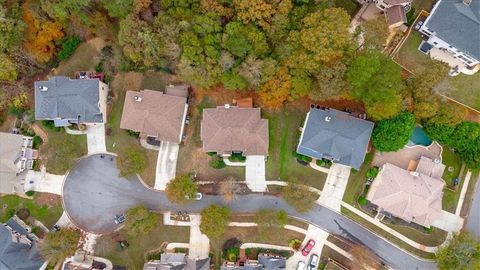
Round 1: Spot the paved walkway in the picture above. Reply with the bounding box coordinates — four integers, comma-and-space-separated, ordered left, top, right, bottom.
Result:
245, 155, 267, 192
309, 161, 330, 174
25, 169, 64, 195
154, 141, 179, 190
80, 232, 99, 254
166, 242, 189, 250
317, 164, 351, 212
224, 158, 246, 167
188, 215, 210, 260
55, 211, 76, 229
86, 123, 107, 154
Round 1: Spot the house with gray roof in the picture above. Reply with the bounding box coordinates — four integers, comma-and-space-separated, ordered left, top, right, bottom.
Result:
0, 218, 45, 270
419, 0, 480, 75
143, 253, 210, 270
297, 108, 374, 170
0, 132, 37, 194
221, 254, 286, 270
35, 76, 109, 127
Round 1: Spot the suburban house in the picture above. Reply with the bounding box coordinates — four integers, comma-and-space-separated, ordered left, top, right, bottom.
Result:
120, 85, 188, 145
367, 156, 446, 227
0, 132, 37, 194
297, 108, 374, 170
419, 0, 480, 75
0, 217, 45, 270
143, 253, 210, 270
221, 254, 286, 269
201, 105, 268, 157
375, 0, 413, 28
34, 76, 109, 127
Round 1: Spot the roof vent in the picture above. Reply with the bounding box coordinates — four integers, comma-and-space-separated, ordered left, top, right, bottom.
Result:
325, 116, 331, 122
134, 96, 142, 102
463, 0, 472, 6
434, 158, 440, 164
410, 171, 420, 177
225, 104, 230, 109
39, 86, 48, 92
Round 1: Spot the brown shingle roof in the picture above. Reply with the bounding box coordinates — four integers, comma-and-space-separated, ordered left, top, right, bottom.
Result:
386, 5, 407, 26
201, 106, 268, 156
367, 158, 445, 227
120, 90, 187, 143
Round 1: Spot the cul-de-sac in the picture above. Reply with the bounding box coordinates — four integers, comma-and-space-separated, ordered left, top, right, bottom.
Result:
0, 0, 479, 269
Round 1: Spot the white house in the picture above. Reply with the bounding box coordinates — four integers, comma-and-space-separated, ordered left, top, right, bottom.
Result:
419, 0, 480, 75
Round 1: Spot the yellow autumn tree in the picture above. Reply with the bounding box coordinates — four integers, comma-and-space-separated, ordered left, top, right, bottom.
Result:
234, 0, 273, 30
259, 66, 291, 109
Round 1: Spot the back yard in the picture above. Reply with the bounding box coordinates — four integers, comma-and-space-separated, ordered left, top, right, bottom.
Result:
394, 32, 480, 111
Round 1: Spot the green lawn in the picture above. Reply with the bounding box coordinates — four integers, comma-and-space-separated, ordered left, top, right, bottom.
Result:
55, 39, 105, 77
95, 214, 190, 269
264, 110, 328, 190
384, 223, 447, 246
441, 147, 468, 213
40, 127, 87, 175
0, 195, 63, 228
394, 32, 432, 74
343, 152, 374, 205
441, 148, 463, 187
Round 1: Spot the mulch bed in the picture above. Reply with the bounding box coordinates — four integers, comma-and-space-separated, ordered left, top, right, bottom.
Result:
34, 193, 61, 207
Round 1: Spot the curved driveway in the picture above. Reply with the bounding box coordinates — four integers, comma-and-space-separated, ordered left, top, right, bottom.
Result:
63, 154, 436, 270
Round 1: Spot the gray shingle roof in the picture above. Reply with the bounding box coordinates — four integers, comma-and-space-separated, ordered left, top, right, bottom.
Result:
35, 76, 103, 125
0, 218, 44, 270
425, 0, 480, 60
297, 108, 374, 170
257, 255, 286, 269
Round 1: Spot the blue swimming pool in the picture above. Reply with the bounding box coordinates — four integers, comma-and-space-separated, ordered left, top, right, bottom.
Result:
408, 126, 432, 146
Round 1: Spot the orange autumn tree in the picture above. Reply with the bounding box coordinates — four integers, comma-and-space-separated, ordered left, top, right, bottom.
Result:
22, 2, 64, 63
259, 66, 291, 109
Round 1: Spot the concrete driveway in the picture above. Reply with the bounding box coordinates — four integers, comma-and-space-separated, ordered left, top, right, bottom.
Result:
62, 155, 437, 269
86, 123, 107, 154
287, 225, 328, 269
154, 141, 179, 190
318, 164, 351, 212
25, 169, 64, 195
245, 155, 266, 192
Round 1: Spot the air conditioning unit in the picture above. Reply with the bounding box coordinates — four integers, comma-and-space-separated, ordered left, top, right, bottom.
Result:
225, 104, 230, 109
325, 116, 331, 122
39, 86, 48, 91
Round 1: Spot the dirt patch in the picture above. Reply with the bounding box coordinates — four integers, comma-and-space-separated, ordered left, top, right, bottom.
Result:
34, 193, 61, 207
87, 37, 107, 53
0, 115, 16, 132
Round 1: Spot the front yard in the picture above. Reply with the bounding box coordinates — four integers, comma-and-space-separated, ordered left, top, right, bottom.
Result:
95, 214, 190, 269
264, 109, 328, 190
394, 32, 480, 111
0, 194, 63, 229
343, 152, 374, 205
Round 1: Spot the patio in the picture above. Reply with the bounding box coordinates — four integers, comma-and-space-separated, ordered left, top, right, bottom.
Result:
372, 142, 442, 170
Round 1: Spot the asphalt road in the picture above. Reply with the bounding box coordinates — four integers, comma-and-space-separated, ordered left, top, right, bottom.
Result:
466, 175, 480, 237
63, 154, 437, 270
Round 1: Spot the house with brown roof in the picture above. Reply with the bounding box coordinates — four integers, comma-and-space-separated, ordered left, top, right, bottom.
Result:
120, 87, 188, 144
200, 105, 268, 156
366, 156, 446, 227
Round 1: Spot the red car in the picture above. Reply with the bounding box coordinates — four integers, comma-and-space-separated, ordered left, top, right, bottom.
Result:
301, 239, 315, 256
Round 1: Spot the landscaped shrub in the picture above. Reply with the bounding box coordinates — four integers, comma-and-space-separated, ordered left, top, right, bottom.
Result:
207, 152, 217, 156
58, 35, 82, 61
127, 130, 140, 138
406, 7, 416, 26
33, 136, 43, 149
316, 158, 332, 168
366, 167, 379, 179
289, 239, 302, 250
357, 195, 368, 205
245, 248, 252, 257
17, 208, 30, 220
41, 120, 62, 132
25, 190, 35, 197
225, 247, 240, 262
8, 105, 23, 118
292, 151, 312, 163
424, 226, 433, 233
227, 252, 236, 262
210, 156, 226, 169
228, 153, 246, 163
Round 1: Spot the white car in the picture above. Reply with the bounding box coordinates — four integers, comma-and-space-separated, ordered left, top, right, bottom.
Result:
297, 261, 306, 270
414, 21, 424, 31
308, 254, 319, 270
185, 192, 203, 200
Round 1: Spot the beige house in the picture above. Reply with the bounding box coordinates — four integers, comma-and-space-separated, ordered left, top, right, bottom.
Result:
201, 105, 268, 156
375, 0, 412, 28
0, 132, 38, 194
120, 86, 188, 144
367, 156, 445, 227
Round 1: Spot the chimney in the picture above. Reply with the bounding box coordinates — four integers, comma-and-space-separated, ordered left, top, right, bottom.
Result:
39, 85, 48, 92
463, 0, 472, 5
224, 104, 230, 109
134, 96, 142, 102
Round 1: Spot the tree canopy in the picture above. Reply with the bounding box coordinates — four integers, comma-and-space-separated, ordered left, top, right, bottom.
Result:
200, 204, 230, 241
436, 231, 480, 270
40, 229, 80, 265
124, 204, 158, 235
282, 178, 319, 212
166, 174, 198, 204
372, 112, 415, 152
